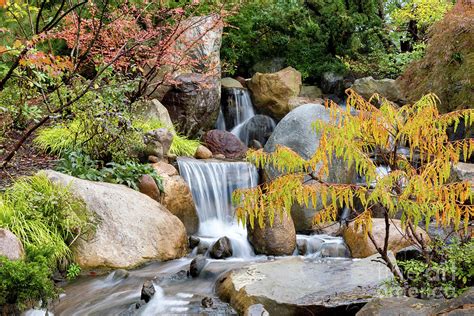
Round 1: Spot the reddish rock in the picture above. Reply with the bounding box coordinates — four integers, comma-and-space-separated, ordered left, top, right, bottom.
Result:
138, 174, 161, 202
203, 130, 247, 159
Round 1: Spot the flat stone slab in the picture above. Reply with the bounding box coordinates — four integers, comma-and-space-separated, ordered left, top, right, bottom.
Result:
217, 253, 394, 315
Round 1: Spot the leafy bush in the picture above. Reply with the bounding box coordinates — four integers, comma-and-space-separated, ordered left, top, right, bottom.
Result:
221, 0, 386, 81
101, 161, 164, 192
0, 174, 95, 265
56, 152, 164, 192
66, 263, 81, 280
393, 238, 474, 298
0, 252, 57, 310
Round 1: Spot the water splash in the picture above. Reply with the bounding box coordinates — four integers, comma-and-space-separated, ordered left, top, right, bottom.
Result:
177, 157, 258, 258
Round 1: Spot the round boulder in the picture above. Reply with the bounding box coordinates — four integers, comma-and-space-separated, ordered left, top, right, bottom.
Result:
343, 218, 430, 258
0, 229, 24, 260
138, 174, 161, 202
264, 103, 356, 232
42, 170, 187, 269
248, 67, 302, 119
351, 76, 405, 104
247, 212, 296, 256
194, 145, 213, 159
203, 130, 247, 159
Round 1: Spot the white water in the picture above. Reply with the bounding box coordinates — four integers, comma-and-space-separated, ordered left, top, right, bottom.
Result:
177, 157, 258, 258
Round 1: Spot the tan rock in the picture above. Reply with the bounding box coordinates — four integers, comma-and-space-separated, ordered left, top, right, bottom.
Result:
351, 76, 406, 104
152, 161, 178, 177
222, 77, 244, 89
299, 85, 322, 99
343, 218, 430, 258
248, 67, 302, 119
0, 229, 24, 260
194, 145, 213, 159
247, 212, 296, 256
42, 170, 187, 269
161, 174, 199, 235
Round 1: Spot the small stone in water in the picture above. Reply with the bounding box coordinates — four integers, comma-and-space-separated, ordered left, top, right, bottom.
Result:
135, 299, 146, 309
140, 280, 155, 303
189, 236, 200, 249
190, 255, 207, 277
201, 296, 214, 308
210, 236, 233, 259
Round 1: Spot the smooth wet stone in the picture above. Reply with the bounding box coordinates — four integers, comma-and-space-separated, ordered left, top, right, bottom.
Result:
357, 287, 474, 316
189, 236, 201, 249
190, 255, 208, 277
112, 269, 129, 280
217, 253, 395, 315
141, 280, 155, 303
201, 296, 214, 308
210, 236, 233, 259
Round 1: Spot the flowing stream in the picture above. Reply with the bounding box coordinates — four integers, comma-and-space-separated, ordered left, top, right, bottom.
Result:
50, 157, 345, 315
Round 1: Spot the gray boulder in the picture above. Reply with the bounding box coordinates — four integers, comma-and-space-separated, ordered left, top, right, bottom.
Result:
41, 170, 187, 269
321, 72, 344, 96
222, 77, 244, 89
351, 76, 406, 104
264, 103, 356, 231
190, 255, 207, 277
217, 253, 395, 315
137, 99, 173, 128
357, 287, 474, 316
0, 229, 24, 260
234, 114, 275, 146
162, 73, 220, 136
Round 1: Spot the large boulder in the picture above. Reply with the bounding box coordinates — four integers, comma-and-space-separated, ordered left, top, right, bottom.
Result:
264, 103, 356, 232
299, 85, 323, 99
162, 73, 221, 136
233, 114, 275, 147
343, 218, 430, 258
351, 76, 405, 104
321, 72, 344, 96
203, 129, 247, 159
152, 162, 199, 235
217, 253, 395, 315
157, 15, 223, 136
357, 287, 474, 316
0, 229, 24, 260
247, 212, 296, 256
136, 99, 173, 128
42, 170, 187, 269
248, 67, 302, 119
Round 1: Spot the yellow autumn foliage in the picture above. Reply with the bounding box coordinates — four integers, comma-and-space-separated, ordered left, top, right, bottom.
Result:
233, 90, 473, 234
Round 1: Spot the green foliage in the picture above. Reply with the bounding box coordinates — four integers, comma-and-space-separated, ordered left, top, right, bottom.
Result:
399, 3, 473, 112
392, 238, 474, 298
0, 174, 95, 265
101, 161, 164, 192
0, 252, 57, 310
35, 118, 200, 160
341, 43, 426, 79
221, 0, 386, 81
389, 0, 453, 32
66, 263, 81, 280
56, 152, 164, 192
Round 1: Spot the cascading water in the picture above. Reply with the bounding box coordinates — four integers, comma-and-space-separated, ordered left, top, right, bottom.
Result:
217, 87, 276, 146
177, 157, 259, 258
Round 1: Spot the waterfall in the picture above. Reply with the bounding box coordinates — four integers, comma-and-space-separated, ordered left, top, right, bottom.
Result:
177, 157, 258, 258
218, 87, 275, 146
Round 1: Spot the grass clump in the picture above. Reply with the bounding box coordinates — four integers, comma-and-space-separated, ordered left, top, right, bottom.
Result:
34, 119, 200, 160
0, 174, 95, 265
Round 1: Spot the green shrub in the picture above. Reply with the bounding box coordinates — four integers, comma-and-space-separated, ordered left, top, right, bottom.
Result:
35, 118, 200, 160
0, 253, 57, 310
0, 174, 95, 265
56, 152, 164, 192
101, 161, 164, 192
391, 238, 474, 299
66, 263, 81, 280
